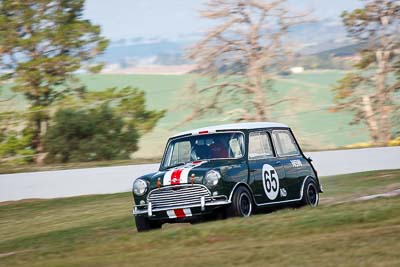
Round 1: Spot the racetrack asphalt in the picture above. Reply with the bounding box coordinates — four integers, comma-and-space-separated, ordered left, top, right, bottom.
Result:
0, 146, 399, 202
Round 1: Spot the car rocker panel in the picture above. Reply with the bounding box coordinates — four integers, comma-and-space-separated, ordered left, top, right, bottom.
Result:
132, 122, 322, 231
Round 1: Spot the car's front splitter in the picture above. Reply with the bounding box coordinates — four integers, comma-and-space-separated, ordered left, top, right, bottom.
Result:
133, 199, 230, 220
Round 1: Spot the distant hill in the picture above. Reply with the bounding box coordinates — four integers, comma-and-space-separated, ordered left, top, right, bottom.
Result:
313, 43, 364, 58
98, 19, 355, 69
98, 40, 189, 66
289, 43, 364, 70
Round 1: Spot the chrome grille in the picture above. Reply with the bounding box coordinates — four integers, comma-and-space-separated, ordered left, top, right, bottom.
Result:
147, 185, 211, 209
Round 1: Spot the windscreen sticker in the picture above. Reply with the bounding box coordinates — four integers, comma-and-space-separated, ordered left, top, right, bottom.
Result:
262, 164, 280, 200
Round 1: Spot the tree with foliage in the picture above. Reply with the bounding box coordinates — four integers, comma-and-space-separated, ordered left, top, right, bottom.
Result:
44, 105, 139, 163
183, 0, 307, 123
0, 0, 108, 163
0, 128, 35, 164
44, 87, 165, 163
0, 108, 35, 164
332, 0, 400, 144
84, 86, 166, 134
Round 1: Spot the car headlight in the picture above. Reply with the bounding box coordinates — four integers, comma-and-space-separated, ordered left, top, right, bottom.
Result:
133, 179, 148, 196
204, 170, 221, 187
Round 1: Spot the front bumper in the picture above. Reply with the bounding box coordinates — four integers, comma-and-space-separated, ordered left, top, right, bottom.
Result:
133, 196, 230, 219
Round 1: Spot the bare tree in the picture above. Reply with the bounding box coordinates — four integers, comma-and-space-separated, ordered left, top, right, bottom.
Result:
332, 0, 400, 144
183, 0, 308, 123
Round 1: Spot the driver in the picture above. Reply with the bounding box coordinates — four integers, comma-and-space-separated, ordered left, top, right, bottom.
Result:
210, 138, 228, 158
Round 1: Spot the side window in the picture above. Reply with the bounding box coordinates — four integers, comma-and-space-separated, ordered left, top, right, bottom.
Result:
248, 132, 274, 160
272, 130, 299, 157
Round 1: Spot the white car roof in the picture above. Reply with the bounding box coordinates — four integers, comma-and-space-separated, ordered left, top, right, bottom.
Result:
172, 122, 289, 138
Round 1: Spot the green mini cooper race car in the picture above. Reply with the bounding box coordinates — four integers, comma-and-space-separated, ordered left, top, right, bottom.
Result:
132, 122, 322, 231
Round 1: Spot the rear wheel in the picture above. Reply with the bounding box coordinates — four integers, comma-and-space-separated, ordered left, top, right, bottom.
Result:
135, 216, 162, 232
226, 186, 253, 217
301, 179, 319, 207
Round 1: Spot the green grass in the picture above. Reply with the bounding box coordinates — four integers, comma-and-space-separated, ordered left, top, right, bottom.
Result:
320, 169, 400, 204
0, 170, 400, 267
0, 70, 371, 159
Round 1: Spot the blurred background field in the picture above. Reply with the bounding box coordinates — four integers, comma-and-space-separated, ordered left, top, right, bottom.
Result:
1, 70, 369, 159
1, 169, 399, 267
83, 71, 368, 158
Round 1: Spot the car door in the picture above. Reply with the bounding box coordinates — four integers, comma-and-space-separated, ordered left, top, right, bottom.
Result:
248, 131, 286, 204
271, 129, 310, 200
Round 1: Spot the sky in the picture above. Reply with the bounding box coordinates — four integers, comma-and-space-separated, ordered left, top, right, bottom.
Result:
84, 0, 363, 41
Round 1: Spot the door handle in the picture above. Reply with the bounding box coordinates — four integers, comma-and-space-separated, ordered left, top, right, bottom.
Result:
275, 161, 281, 165
249, 169, 257, 173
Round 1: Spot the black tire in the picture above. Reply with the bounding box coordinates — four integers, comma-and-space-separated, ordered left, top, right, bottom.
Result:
226, 186, 253, 217
301, 179, 319, 207
135, 216, 162, 232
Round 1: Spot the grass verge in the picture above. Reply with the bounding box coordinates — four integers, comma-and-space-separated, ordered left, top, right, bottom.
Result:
0, 170, 399, 267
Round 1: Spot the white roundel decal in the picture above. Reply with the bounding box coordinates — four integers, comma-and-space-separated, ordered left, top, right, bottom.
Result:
262, 164, 280, 200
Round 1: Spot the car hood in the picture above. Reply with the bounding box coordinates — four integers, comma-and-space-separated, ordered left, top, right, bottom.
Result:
136, 160, 231, 189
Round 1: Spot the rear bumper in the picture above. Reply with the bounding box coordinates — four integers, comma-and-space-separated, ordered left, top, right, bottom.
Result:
133, 198, 230, 219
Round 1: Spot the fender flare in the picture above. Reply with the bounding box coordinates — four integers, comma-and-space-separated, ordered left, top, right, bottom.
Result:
228, 182, 254, 202
300, 176, 318, 199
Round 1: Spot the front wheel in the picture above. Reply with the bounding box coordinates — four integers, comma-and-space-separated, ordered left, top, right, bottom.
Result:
301, 179, 319, 207
135, 216, 162, 232
226, 186, 253, 217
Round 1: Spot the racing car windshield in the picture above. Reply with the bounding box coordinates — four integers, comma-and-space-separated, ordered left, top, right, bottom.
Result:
161, 132, 244, 169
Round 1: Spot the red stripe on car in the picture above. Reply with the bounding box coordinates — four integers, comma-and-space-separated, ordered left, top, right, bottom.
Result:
174, 209, 186, 218
171, 169, 183, 185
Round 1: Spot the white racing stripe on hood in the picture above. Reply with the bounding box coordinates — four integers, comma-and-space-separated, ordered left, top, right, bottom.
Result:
163, 161, 207, 186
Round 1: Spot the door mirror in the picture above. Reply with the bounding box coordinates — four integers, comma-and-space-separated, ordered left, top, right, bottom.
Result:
307, 157, 313, 162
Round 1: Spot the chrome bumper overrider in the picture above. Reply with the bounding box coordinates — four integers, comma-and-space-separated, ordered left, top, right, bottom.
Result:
133, 196, 231, 216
